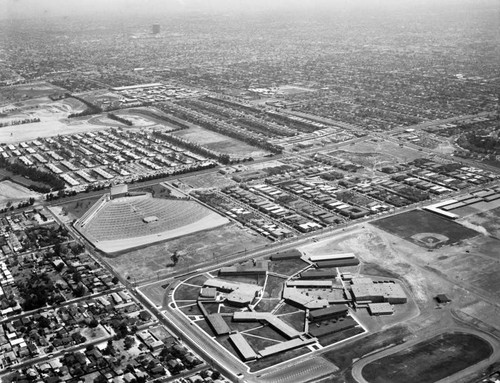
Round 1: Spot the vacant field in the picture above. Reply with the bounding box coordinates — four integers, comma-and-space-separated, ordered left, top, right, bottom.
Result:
460, 206, 500, 238
0, 112, 110, 144
0, 82, 66, 103
182, 172, 236, 190
173, 125, 270, 157
372, 209, 479, 248
343, 139, 424, 162
105, 223, 269, 282
361, 332, 493, 383
0, 180, 40, 207
328, 150, 396, 168
60, 196, 102, 220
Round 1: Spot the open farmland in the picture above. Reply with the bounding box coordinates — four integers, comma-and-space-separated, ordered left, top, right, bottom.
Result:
173, 125, 271, 157
361, 332, 493, 383
105, 222, 269, 283
372, 209, 479, 248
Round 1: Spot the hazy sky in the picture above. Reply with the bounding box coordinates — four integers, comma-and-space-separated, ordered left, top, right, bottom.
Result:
0, 0, 497, 20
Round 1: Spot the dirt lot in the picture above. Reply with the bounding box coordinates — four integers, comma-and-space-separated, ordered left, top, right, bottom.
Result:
0, 180, 41, 207
104, 223, 269, 283
0, 97, 109, 144
459, 206, 500, 238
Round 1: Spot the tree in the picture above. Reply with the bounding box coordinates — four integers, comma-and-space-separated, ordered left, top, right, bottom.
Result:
124, 335, 135, 349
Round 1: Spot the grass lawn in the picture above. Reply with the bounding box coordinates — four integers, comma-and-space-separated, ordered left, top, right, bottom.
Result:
372, 209, 479, 248
248, 347, 310, 372
173, 284, 200, 301
254, 298, 281, 313
246, 325, 287, 342
317, 326, 365, 347
279, 311, 305, 332
275, 302, 302, 315
263, 275, 286, 298
269, 258, 308, 276
184, 274, 210, 287
179, 303, 203, 317
243, 333, 280, 351
322, 325, 410, 370
361, 332, 493, 383
195, 319, 215, 337
223, 317, 261, 332
61, 196, 102, 219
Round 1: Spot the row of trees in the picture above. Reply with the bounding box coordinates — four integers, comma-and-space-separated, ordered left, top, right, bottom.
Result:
157, 103, 282, 154
0, 117, 40, 128
67, 94, 103, 118
108, 112, 133, 126
153, 130, 245, 165
0, 157, 65, 190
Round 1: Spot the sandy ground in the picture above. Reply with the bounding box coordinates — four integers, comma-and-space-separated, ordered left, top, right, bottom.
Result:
0, 180, 41, 207
0, 98, 112, 144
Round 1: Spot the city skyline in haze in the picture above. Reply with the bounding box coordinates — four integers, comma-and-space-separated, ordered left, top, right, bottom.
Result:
0, 0, 497, 20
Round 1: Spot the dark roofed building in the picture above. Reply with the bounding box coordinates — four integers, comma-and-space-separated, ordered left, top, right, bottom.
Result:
309, 305, 348, 322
